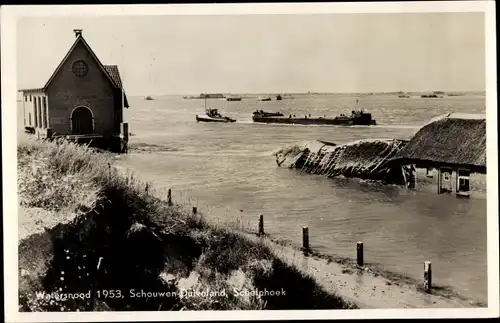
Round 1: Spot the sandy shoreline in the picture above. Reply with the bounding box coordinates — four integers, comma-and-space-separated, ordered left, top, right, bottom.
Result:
18, 201, 485, 309
259, 235, 485, 308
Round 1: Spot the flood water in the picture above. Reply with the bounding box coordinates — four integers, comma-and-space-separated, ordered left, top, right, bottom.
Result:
18, 93, 488, 304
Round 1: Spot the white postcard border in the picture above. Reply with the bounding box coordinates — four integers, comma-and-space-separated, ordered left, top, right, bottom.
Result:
2, 2, 498, 322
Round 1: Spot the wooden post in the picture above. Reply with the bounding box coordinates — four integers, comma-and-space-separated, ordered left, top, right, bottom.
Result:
424, 261, 432, 292
258, 214, 264, 236
122, 122, 129, 142
167, 189, 172, 206
46, 128, 53, 139
145, 182, 149, 195
192, 207, 197, 215
302, 227, 309, 250
357, 241, 364, 267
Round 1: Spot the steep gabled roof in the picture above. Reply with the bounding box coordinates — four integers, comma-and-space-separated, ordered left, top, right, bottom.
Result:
104, 65, 130, 108
43, 35, 116, 90
42, 35, 130, 108
104, 65, 123, 88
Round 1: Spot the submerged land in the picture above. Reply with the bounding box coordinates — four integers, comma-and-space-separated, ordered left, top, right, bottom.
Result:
17, 137, 485, 311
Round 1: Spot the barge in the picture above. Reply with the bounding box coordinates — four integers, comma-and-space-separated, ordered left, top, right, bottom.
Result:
252, 109, 376, 126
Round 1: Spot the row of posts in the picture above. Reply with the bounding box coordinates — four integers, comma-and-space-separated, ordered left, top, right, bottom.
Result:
164, 190, 434, 293
258, 214, 433, 293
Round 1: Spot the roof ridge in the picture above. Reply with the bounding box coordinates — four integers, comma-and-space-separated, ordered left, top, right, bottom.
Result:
43, 36, 119, 91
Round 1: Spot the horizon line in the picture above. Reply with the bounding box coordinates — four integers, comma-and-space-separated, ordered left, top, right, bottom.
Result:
130, 90, 486, 97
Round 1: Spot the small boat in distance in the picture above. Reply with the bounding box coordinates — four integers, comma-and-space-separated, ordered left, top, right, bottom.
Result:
258, 96, 272, 101
226, 95, 242, 101
196, 97, 236, 123
276, 94, 283, 100
145, 96, 154, 100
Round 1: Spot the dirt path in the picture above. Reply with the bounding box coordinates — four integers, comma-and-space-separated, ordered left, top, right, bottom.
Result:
18, 207, 65, 241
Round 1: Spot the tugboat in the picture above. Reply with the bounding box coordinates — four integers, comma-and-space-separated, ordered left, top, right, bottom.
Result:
196, 108, 236, 123
145, 96, 154, 100
196, 97, 236, 123
252, 109, 376, 126
276, 94, 283, 100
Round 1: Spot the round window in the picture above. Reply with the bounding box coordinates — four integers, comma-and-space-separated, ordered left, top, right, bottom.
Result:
72, 60, 88, 77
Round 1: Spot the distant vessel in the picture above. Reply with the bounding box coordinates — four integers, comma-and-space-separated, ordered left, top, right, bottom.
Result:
398, 94, 410, 98
226, 95, 242, 101
196, 97, 236, 123
276, 94, 282, 100
252, 109, 376, 126
184, 93, 225, 99
421, 94, 440, 98
145, 96, 154, 100
258, 96, 272, 101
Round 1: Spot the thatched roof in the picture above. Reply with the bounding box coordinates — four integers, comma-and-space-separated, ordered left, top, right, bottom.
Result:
275, 138, 409, 184
390, 114, 486, 172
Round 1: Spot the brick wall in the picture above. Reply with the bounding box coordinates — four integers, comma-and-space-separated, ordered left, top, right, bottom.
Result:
46, 41, 118, 136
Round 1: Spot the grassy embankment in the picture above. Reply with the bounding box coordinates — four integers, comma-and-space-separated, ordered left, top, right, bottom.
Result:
18, 137, 357, 311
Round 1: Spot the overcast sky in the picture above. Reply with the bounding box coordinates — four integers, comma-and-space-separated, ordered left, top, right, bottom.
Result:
17, 13, 485, 96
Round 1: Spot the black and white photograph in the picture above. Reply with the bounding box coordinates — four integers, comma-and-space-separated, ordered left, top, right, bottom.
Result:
2, 2, 498, 321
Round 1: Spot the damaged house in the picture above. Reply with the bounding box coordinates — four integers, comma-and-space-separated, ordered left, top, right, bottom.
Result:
389, 113, 486, 197
275, 113, 486, 198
